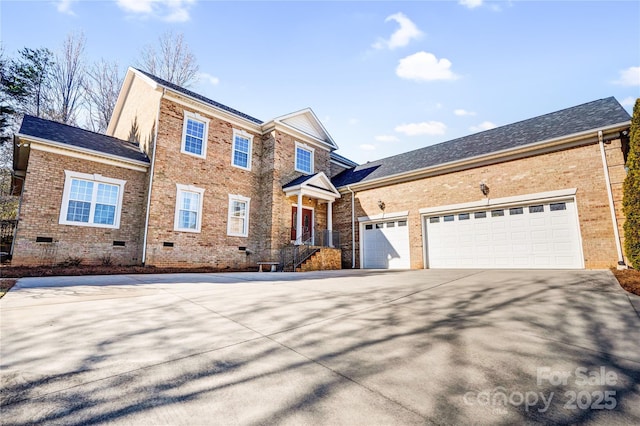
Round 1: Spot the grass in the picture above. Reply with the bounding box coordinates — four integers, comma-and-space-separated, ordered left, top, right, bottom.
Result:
611, 268, 640, 296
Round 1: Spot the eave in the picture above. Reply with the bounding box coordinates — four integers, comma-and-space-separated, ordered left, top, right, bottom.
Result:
337, 121, 631, 193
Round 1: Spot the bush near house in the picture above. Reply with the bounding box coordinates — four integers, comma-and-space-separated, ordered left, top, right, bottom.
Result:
623, 98, 640, 269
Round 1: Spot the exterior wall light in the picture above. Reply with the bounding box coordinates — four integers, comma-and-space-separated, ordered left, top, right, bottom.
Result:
378, 200, 386, 211
480, 182, 490, 196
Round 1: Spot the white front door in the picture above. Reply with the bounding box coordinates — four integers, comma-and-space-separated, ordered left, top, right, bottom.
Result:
425, 199, 583, 269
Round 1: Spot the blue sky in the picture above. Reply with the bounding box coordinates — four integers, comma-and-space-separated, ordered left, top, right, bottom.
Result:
1, 0, 639, 164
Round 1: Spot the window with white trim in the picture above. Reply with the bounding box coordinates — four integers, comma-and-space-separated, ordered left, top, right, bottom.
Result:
59, 171, 126, 229
181, 111, 209, 158
232, 129, 253, 170
174, 184, 205, 232
227, 194, 250, 237
295, 142, 314, 174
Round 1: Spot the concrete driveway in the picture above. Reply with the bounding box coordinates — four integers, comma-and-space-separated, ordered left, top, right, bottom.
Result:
1, 269, 639, 425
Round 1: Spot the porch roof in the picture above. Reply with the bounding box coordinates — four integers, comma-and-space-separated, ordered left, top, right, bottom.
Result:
283, 172, 340, 202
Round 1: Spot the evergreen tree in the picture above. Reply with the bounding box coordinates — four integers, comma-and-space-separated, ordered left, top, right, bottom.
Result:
623, 98, 640, 268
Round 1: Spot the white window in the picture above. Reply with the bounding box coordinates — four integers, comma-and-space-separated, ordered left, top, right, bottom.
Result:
232, 129, 253, 170
174, 184, 205, 232
181, 111, 209, 158
227, 194, 250, 237
295, 142, 314, 174
59, 171, 126, 229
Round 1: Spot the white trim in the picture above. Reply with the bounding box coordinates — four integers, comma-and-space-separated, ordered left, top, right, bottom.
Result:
227, 194, 251, 237
181, 111, 209, 159
59, 170, 126, 229
163, 91, 262, 133
295, 141, 315, 174
174, 184, 205, 233
337, 124, 630, 192
19, 136, 149, 172
358, 210, 409, 223
231, 128, 253, 171
418, 189, 578, 215
292, 203, 315, 244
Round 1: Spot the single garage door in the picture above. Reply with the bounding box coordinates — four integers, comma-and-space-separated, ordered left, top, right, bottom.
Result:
425, 199, 583, 269
362, 219, 410, 269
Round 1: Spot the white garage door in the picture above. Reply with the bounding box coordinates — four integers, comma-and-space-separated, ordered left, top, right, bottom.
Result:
362, 219, 410, 269
425, 199, 583, 269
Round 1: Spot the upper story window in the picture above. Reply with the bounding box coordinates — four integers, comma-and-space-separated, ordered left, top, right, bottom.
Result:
232, 129, 253, 170
174, 184, 205, 233
59, 171, 126, 229
295, 142, 314, 174
227, 194, 250, 237
181, 111, 209, 158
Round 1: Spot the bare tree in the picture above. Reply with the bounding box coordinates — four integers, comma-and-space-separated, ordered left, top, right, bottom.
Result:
84, 59, 122, 133
49, 32, 86, 125
137, 31, 199, 87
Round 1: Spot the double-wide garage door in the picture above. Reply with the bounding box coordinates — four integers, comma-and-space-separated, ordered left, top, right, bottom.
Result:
425, 199, 583, 269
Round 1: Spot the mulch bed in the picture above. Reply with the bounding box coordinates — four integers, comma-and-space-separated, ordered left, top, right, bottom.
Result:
0, 264, 257, 279
611, 268, 640, 296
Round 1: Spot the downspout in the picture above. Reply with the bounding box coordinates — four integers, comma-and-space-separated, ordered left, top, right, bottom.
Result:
598, 130, 625, 268
9, 175, 25, 257
141, 88, 165, 265
346, 185, 356, 268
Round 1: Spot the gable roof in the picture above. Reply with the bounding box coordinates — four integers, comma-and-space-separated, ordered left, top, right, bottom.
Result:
267, 108, 338, 150
134, 68, 264, 125
17, 115, 150, 163
332, 97, 631, 189
283, 172, 340, 201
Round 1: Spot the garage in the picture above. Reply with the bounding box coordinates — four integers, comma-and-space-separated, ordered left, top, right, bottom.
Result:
424, 197, 584, 269
361, 218, 410, 269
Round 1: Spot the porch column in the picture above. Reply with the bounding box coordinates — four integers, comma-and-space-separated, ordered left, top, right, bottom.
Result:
296, 192, 303, 245
327, 201, 333, 247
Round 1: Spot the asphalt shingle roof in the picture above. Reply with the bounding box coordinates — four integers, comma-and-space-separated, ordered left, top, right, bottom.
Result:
282, 174, 317, 189
332, 97, 631, 188
135, 69, 264, 125
18, 115, 150, 163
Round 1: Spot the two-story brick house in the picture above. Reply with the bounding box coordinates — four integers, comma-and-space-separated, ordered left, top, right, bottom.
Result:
11, 68, 346, 269
10, 66, 634, 271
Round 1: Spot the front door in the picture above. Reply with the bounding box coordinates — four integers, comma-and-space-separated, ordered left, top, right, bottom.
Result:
291, 206, 313, 242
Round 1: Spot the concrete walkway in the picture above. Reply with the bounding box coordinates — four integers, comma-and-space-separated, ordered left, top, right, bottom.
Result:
1, 269, 639, 425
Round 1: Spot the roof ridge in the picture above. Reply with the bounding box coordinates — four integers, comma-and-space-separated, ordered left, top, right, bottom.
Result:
133, 68, 264, 125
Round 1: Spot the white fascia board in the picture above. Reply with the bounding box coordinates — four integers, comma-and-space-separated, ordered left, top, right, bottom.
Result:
268, 108, 337, 148
330, 158, 358, 169
163, 92, 262, 133
359, 210, 409, 222
284, 186, 339, 202
418, 188, 578, 215
340, 122, 630, 192
19, 134, 149, 172
264, 121, 333, 151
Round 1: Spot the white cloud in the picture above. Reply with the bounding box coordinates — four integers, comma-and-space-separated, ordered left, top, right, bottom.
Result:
613, 66, 640, 86
620, 96, 637, 107
360, 144, 377, 151
116, 0, 195, 22
375, 135, 400, 142
372, 12, 423, 50
56, 0, 77, 15
470, 121, 497, 132
454, 109, 476, 116
395, 121, 446, 136
396, 51, 459, 82
459, 0, 483, 9
198, 72, 220, 86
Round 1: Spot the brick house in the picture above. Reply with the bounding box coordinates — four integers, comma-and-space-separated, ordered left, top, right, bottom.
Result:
10, 67, 633, 270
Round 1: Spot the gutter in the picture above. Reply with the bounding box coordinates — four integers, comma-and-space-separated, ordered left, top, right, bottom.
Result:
346, 186, 356, 268
598, 130, 626, 268
141, 88, 165, 265
338, 122, 631, 193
